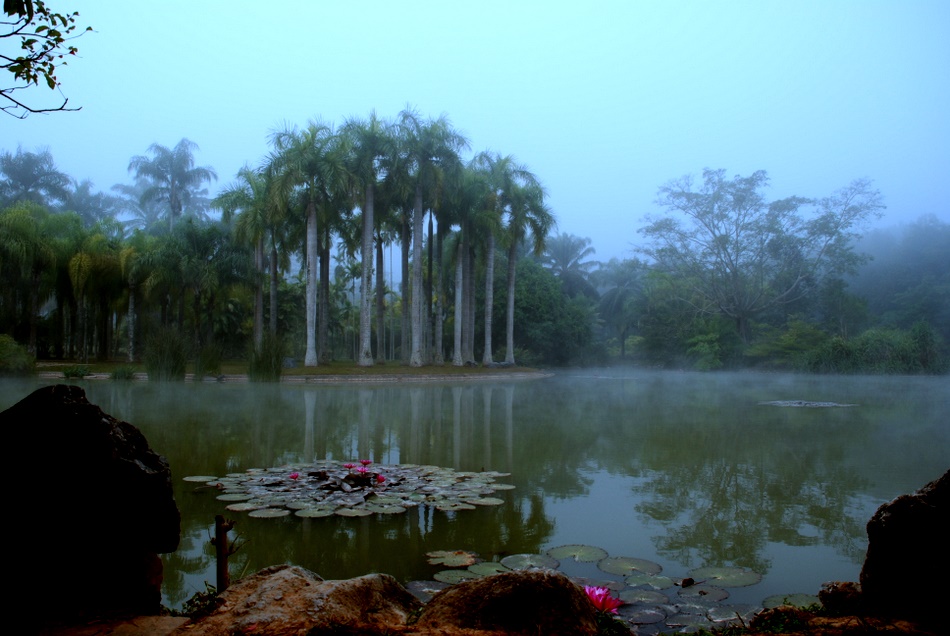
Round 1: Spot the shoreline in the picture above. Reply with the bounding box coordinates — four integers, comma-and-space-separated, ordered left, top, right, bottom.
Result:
35, 370, 554, 384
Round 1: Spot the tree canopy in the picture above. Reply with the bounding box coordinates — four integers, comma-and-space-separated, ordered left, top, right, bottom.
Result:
639, 169, 884, 342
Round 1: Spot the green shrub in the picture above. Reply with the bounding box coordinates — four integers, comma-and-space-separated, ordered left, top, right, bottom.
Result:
111, 365, 137, 380
249, 333, 285, 382
0, 335, 34, 376
62, 365, 91, 379
144, 327, 188, 381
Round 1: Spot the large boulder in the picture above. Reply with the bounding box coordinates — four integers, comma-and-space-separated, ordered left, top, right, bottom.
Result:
173, 565, 421, 635
860, 468, 949, 624
415, 569, 600, 635
0, 384, 180, 624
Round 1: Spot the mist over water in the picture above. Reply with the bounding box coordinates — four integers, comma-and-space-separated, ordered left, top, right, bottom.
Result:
2, 369, 946, 610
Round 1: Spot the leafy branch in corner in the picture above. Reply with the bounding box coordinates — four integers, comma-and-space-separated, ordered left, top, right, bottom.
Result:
2, 0, 92, 117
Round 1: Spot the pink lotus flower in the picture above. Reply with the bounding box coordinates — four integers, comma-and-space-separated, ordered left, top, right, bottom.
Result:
360, 459, 373, 466
289, 472, 299, 480
357, 466, 368, 474
376, 474, 386, 484
343, 463, 356, 470
584, 586, 622, 614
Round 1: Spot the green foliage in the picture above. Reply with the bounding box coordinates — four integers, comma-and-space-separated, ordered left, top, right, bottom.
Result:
0, 334, 34, 375
687, 333, 723, 371
248, 332, 285, 382
194, 343, 223, 379
110, 365, 136, 380
144, 326, 188, 381
2, 1, 92, 117
745, 318, 831, 369
175, 582, 219, 619
803, 323, 946, 374
61, 364, 89, 378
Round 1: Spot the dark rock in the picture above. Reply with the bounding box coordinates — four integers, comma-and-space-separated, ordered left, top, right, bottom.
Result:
415, 569, 600, 635
1, 384, 180, 624
860, 469, 949, 624
174, 565, 421, 636
819, 581, 864, 615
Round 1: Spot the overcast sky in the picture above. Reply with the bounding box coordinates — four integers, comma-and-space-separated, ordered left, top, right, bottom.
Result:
5, 0, 949, 262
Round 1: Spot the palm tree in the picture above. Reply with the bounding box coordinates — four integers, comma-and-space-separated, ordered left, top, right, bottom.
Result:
397, 108, 468, 366
119, 229, 155, 362
471, 152, 543, 365
543, 232, 599, 299
0, 202, 55, 354
59, 179, 119, 226
127, 138, 217, 232
341, 112, 396, 366
0, 145, 70, 208
214, 165, 273, 351
270, 122, 349, 366
112, 179, 167, 234
502, 181, 554, 365
596, 258, 648, 358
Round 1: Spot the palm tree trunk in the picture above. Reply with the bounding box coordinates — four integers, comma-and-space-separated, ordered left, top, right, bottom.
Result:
305, 201, 318, 366
453, 243, 464, 366
254, 237, 264, 352
433, 223, 445, 365
269, 244, 278, 336
409, 184, 425, 367
358, 184, 374, 366
400, 212, 411, 364
482, 232, 495, 365
505, 243, 518, 365
318, 224, 331, 363
375, 235, 386, 364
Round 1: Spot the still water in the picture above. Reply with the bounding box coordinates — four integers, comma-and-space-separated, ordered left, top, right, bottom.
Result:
2, 369, 947, 611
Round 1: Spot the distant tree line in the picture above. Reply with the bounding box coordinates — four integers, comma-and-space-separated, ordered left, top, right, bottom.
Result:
1, 132, 946, 376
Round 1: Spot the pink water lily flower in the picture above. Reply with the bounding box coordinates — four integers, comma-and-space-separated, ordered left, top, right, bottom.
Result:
376, 474, 386, 484
357, 466, 368, 474
584, 586, 622, 614
288, 472, 299, 480
360, 459, 373, 466
343, 463, 357, 470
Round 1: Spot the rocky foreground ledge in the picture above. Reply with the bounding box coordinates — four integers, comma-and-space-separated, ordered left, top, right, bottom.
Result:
4, 385, 945, 636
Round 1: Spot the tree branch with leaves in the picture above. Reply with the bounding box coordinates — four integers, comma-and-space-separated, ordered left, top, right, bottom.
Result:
2, 0, 91, 118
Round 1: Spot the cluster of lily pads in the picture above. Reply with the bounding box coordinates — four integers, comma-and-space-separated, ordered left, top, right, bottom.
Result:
408, 545, 819, 635
184, 460, 514, 519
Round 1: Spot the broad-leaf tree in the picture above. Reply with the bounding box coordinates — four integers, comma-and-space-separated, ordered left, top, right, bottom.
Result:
639, 169, 884, 342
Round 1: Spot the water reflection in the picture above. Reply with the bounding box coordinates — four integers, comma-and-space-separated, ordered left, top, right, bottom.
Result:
1, 370, 945, 609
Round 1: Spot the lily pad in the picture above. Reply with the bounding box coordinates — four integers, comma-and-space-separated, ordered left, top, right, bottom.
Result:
688, 566, 762, 588
466, 497, 505, 506
335, 507, 373, 517
247, 508, 290, 518
468, 562, 511, 576
500, 553, 559, 570
546, 544, 609, 562
225, 502, 264, 512
616, 606, 666, 625
678, 584, 729, 602
216, 493, 253, 502
762, 593, 820, 609
295, 508, 336, 518
433, 569, 477, 584
624, 572, 675, 589
598, 556, 662, 576
183, 475, 219, 482
435, 502, 476, 512
619, 588, 668, 604
427, 550, 480, 567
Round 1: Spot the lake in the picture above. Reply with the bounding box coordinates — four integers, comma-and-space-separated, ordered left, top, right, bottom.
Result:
2, 369, 947, 618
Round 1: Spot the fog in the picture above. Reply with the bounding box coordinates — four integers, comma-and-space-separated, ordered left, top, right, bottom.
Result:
5, 0, 949, 262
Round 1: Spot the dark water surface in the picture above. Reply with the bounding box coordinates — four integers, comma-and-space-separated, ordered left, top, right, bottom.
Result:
2, 369, 947, 611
